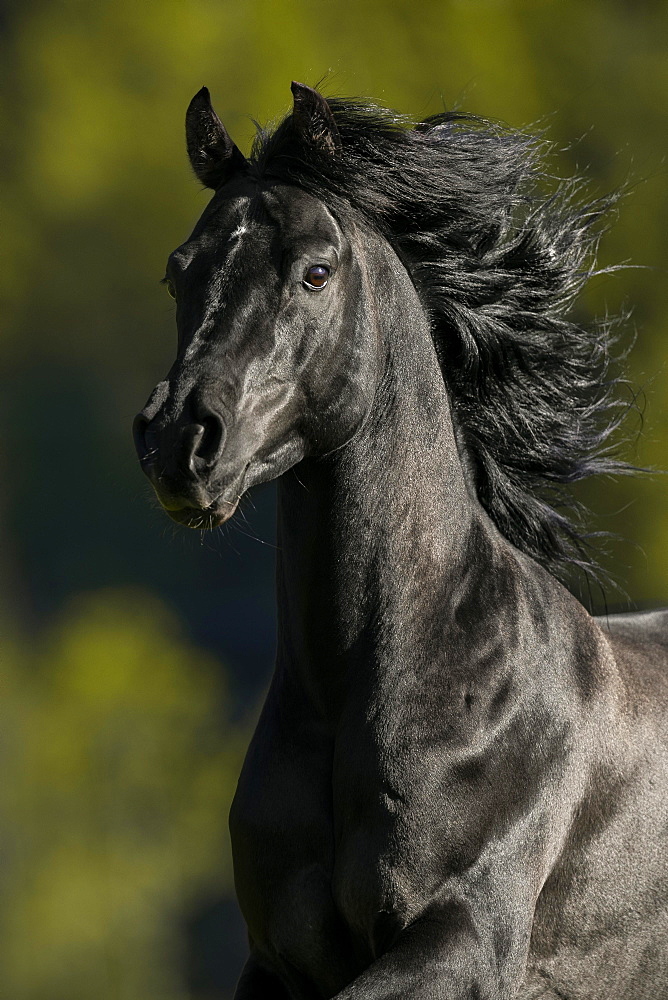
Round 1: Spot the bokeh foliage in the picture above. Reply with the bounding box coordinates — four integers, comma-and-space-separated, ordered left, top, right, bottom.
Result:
0, 590, 245, 999
1, 1, 667, 996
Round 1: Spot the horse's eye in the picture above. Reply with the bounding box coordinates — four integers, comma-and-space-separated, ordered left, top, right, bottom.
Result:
166, 279, 176, 300
303, 265, 330, 290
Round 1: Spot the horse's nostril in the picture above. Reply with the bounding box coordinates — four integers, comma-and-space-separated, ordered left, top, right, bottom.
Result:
195, 415, 225, 462
133, 413, 150, 460
185, 415, 225, 475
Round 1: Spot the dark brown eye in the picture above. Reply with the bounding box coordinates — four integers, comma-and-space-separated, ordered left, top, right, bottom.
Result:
303, 265, 330, 290
166, 279, 176, 300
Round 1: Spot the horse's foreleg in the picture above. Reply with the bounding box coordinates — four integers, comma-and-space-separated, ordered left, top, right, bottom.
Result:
331, 899, 526, 1000
233, 952, 294, 1000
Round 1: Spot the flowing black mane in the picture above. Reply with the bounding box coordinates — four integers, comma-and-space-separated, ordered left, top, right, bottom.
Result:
248, 96, 633, 580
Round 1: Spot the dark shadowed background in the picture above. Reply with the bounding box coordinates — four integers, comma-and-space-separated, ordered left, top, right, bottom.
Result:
1, 1, 667, 997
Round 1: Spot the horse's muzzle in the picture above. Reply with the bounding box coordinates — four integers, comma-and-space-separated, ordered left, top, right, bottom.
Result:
133, 405, 237, 527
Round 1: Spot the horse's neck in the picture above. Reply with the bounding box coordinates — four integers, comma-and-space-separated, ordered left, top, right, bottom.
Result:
275, 298, 490, 713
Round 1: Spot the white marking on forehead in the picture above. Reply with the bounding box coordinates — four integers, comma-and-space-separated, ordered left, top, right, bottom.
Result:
183, 209, 249, 362
224, 212, 249, 262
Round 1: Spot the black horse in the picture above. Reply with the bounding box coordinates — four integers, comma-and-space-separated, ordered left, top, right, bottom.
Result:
134, 84, 668, 999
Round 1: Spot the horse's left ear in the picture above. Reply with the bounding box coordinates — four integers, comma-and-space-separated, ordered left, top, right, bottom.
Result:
185, 87, 247, 189
290, 82, 341, 154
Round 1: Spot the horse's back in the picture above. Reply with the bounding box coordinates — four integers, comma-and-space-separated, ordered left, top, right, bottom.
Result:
520, 607, 668, 999
596, 607, 668, 648
596, 607, 668, 717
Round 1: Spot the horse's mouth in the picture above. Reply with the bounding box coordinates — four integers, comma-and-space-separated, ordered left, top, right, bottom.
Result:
165, 495, 241, 530
152, 459, 251, 530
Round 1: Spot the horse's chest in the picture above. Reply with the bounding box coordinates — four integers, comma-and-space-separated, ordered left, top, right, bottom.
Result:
230, 711, 359, 991
230, 714, 424, 991
231, 717, 431, 981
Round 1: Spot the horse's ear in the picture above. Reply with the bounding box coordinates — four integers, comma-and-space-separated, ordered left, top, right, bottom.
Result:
185, 87, 247, 189
290, 81, 341, 154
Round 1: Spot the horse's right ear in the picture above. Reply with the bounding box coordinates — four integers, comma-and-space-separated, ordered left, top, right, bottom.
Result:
185, 87, 247, 189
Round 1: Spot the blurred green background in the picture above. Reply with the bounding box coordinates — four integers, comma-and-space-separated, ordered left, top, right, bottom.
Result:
1, 1, 667, 997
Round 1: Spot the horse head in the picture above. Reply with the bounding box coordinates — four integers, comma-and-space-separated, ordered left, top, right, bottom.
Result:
133, 84, 381, 528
